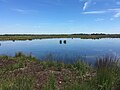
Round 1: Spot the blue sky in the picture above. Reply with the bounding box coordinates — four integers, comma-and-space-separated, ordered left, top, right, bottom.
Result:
0, 0, 120, 34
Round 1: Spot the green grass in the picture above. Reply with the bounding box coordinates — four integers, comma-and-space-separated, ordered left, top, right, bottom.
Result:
0, 53, 120, 90
94, 56, 120, 90
43, 74, 57, 90
0, 75, 35, 90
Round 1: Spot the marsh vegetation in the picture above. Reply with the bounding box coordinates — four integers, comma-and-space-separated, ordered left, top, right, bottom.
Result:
1, 34, 120, 41
0, 52, 120, 90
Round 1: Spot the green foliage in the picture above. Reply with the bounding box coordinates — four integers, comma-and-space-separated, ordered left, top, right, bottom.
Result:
0, 54, 120, 90
73, 60, 91, 76
43, 74, 57, 90
94, 56, 120, 90
0, 76, 35, 90
0, 55, 11, 60
15, 52, 26, 57
64, 82, 94, 90
42, 60, 64, 71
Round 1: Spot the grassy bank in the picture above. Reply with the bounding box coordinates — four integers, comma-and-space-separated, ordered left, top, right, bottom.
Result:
0, 53, 120, 90
1, 34, 120, 40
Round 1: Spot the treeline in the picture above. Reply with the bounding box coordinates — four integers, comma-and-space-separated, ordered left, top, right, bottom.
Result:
0, 33, 120, 36
71, 33, 106, 35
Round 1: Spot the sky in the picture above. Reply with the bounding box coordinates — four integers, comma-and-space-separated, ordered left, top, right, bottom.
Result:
0, 0, 120, 34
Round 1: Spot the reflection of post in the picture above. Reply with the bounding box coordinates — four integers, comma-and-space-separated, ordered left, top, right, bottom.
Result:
13, 40, 15, 42
59, 40, 62, 44
0, 43, 1, 46
63, 40, 66, 44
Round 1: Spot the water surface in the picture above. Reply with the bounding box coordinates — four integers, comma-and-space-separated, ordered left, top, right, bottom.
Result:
0, 38, 120, 64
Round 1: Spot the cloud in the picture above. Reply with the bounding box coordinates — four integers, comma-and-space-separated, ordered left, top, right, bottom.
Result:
13, 9, 26, 13
108, 8, 120, 12
82, 10, 107, 14
83, 0, 91, 11
83, 2, 89, 11
109, 8, 120, 18
82, 8, 120, 20
114, 12, 120, 18
12, 8, 38, 14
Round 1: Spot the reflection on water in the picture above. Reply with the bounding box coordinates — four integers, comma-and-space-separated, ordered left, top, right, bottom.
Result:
0, 38, 120, 64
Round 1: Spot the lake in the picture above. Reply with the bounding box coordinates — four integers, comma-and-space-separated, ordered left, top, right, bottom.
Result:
0, 38, 120, 64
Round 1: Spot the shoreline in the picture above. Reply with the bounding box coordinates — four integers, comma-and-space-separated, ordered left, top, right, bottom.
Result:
1, 34, 120, 41
0, 53, 120, 90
